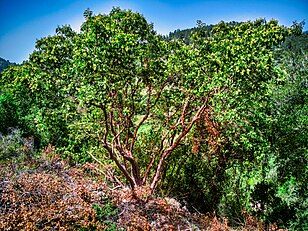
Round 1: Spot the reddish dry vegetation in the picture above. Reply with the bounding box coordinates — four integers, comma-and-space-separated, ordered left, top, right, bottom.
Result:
0, 159, 107, 230
0, 150, 278, 231
112, 187, 267, 231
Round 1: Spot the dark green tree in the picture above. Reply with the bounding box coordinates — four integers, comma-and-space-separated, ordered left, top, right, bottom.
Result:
163, 19, 293, 221
257, 31, 308, 229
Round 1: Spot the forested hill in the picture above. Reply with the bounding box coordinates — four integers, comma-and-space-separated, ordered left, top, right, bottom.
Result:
165, 27, 199, 44
0, 57, 16, 72
165, 21, 241, 43
165, 22, 307, 45
165, 24, 213, 44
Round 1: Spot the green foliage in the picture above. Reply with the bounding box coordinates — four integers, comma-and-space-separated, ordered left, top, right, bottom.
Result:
258, 32, 308, 229
1, 8, 303, 229
1, 26, 82, 154
159, 19, 302, 228
93, 202, 119, 227
0, 65, 40, 142
165, 21, 242, 44
0, 92, 19, 134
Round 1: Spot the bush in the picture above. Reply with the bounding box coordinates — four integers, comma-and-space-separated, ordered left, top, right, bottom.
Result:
0, 128, 24, 161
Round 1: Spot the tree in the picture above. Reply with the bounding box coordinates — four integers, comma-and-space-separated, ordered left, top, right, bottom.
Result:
260, 31, 308, 228
161, 19, 293, 218
70, 8, 210, 191
0, 25, 78, 152
1, 9, 292, 196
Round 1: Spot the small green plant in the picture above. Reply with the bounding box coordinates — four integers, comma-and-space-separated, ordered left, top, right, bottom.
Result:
93, 201, 119, 230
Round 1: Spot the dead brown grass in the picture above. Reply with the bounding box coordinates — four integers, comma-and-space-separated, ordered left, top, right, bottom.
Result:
0, 153, 110, 230
0, 146, 284, 231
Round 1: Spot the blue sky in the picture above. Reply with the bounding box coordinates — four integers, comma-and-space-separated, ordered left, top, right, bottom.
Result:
1, 0, 307, 63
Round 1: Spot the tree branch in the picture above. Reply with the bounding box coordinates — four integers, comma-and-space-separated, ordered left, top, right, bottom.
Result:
142, 154, 156, 185
150, 103, 207, 192
129, 84, 152, 152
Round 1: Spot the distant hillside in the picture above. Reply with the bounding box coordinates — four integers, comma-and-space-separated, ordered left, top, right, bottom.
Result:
165, 27, 199, 44
165, 22, 307, 46
0, 57, 16, 72
164, 21, 241, 44
164, 24, 214, 44
277, 32, 308, 56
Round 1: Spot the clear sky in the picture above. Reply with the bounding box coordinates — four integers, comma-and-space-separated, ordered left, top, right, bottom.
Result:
1, 0, 307, 63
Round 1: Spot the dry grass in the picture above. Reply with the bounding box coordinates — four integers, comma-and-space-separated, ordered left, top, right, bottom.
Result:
0, 146, 283, 230
0, 150, 111, 230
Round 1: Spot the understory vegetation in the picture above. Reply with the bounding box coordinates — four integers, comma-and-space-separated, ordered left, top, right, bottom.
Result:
0, 8, 307, 230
